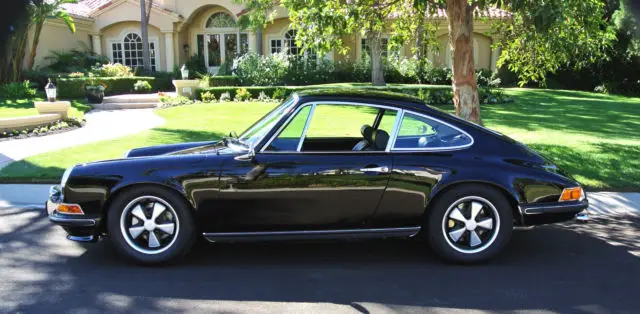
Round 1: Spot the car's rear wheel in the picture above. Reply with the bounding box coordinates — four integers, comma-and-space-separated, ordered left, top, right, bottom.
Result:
426, 184, 513, 263
107, 186, 196, 265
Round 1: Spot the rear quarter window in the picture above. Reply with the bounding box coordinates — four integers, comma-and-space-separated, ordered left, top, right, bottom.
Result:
393, 112, 473, 150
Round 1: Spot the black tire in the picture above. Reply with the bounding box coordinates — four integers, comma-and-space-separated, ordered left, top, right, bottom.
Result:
426, 184, 513, 264
107, 186, 196, 265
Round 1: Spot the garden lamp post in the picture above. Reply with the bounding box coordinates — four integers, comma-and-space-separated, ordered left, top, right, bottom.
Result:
45, 79, 57, 102
181, 64, 189, 80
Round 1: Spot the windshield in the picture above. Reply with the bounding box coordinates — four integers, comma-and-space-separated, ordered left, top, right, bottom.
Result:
239, 96, 297, 149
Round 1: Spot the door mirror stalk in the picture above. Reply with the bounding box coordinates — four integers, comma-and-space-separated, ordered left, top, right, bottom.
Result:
234, 148, 255, 161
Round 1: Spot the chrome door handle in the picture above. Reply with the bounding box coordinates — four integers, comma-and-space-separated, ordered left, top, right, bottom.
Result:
360, 166, 390, 173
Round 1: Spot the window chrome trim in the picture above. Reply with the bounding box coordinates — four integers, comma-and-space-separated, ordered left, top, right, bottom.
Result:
260, 101, 401, 153
241, 94, 299, 149
296, 104, 316, 152
386, 109, 405, 152
390, 110, 475, 152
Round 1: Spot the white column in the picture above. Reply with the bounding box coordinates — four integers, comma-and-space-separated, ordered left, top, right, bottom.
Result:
490, 46, 501, 71
164, 32, 175, 71
248, 32, 256, 54
92, 34, 102, 55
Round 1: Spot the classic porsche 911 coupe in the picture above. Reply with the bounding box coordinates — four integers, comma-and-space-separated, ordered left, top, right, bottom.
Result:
46, 89, 589, 264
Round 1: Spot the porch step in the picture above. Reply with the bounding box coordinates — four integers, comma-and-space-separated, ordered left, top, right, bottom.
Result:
102, 94, 159, 104
91, 102, 159, 110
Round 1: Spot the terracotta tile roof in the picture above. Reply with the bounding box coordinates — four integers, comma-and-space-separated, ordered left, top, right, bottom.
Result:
62, 0, 175, 18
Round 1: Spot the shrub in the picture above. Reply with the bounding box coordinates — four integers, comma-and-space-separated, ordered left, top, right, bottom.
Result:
219, 92, 232, 102
198, 74, 240, 87
233, 52, 290, 86
176, 54, 208, 79
92, 63, 134, 77
137, 70, 175, 91
271, 87, 287, 100
234, 88, 251, 101
159, 94, 193, 108
57, 77, 155, 98
0, 81, 37, 99
43, 47, 109, 73
134, 80, 152, 93
257, 91, 271, 102
200, 91, 216, 102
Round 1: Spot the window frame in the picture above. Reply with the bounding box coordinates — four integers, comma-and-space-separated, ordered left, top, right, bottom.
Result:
259, 101, 402, 154
389, 110, 475, 152
108, 31, 159, 71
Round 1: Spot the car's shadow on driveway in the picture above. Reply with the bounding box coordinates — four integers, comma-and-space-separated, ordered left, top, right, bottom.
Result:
2, 208, 639, 313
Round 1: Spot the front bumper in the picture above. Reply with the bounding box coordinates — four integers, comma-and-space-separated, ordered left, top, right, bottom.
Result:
46, 186, 100, 243
519, 199, 589, 225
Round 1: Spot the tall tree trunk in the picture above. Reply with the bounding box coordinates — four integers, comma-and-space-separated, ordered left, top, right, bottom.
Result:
368, 33, 385, 86
26, 20, 44, 71
12, 23, 31, 81
140, 0, 152, 72
446, 0, 481, 124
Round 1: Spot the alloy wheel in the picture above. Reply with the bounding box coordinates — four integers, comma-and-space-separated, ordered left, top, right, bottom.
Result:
119, 196, 180, 255
441, 196, 500, 254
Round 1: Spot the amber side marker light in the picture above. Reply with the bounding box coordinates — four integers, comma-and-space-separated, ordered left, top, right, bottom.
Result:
559, 187, 584, 202
56, 203, 84, 215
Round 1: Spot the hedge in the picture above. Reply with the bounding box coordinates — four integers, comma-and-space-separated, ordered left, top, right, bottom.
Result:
57, 77, 156, 98
201, 75, 240, 87
196, 85, 451, 101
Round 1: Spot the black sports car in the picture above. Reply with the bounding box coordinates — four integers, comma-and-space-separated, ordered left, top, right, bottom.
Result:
46, 89, 589, 264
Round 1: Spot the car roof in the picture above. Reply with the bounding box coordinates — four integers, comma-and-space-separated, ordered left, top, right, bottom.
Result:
294, 88, 429, 110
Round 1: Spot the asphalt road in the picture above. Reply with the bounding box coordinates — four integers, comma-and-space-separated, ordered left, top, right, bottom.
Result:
1, 207, 639, 314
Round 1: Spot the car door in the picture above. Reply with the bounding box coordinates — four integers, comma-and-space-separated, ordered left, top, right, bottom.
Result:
210, 102, 398, 232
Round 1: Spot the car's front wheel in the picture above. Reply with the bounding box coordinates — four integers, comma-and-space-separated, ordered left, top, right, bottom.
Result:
427, 184, 513, 263
107, 186, 196, 265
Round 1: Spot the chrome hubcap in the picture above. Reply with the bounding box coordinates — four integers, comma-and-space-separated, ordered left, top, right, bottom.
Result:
120, 196, 179, 255
442, 196, 500, 254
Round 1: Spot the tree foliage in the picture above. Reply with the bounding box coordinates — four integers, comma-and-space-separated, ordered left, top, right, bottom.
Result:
27, 0, 78, 70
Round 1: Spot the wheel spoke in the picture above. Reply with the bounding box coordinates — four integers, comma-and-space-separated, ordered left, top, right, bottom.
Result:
449, 208, 466, 222
128, 226, 145, 239
151, 202, 166, 221
148, 231, 160, 248
470, 201, 483, 220
469, 231, 482, 247
131, 205, 147, 221
448, 228, 466, 242
477, 218, 493, 230
156, 223, 175, 235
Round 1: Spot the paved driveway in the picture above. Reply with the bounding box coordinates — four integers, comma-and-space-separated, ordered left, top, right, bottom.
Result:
1, 207, 639, 313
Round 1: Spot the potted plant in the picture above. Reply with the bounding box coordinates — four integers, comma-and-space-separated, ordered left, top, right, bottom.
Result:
84, 74, 106, 104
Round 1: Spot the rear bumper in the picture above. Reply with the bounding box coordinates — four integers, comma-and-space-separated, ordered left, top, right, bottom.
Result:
519, 199, 589, 225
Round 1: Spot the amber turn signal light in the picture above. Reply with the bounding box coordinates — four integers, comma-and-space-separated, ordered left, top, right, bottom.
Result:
559, 187, 583, 202
56, 203, 84, 215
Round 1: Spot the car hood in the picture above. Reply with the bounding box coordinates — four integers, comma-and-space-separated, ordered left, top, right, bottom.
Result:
125, 141, 219, 158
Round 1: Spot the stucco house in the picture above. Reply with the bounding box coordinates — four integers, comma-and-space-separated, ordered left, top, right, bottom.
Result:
26, 0, 510, 74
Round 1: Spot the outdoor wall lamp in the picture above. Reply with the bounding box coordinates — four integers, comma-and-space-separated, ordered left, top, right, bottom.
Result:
45, 79, 57, 102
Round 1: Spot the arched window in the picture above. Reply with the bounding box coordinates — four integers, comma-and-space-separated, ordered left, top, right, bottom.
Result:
281, 30, 317, 61
110, 32, 157, 71
284, 30, 300, 56
205, 12, 237, 28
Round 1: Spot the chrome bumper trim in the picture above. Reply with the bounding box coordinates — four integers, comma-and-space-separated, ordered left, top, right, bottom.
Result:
67, 235, 98, 243
49, 214, 96, 227
520, 199, 589, 215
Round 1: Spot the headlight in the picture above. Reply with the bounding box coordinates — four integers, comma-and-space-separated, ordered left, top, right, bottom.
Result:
61, 166, 75, 188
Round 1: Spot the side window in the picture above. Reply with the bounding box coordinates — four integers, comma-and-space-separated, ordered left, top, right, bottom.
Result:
377, 109, 397, 135
393, 112, 472, 149
265, 106, 312, 151
304, 104, 379, 138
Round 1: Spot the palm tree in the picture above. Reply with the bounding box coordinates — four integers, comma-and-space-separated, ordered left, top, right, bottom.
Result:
27, 0, 77, 71
140, 0, 153, 72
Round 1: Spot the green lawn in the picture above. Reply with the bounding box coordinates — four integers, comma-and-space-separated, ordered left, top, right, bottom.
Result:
0, 98, 91, 119
1, 88, 639, 190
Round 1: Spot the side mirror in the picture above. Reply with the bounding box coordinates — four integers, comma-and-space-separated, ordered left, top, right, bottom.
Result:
234, 148, 255, 161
